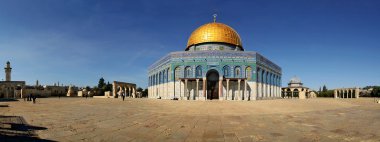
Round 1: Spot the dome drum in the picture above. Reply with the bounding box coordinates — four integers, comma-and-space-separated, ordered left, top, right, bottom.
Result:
186, 42, 243, 51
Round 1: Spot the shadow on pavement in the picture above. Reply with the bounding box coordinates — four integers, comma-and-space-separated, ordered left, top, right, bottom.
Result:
0, 115, 56, 142
0, 98, 19, 102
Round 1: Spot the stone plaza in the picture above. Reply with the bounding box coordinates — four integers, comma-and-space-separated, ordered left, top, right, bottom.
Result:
1, 98, 379, 141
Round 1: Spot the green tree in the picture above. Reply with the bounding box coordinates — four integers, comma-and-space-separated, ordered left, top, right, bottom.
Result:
85, 86, 91, 91
370, 86, 380, 97
98, 77, 106, 89
137, 87, 143, 92
317, 89, 334, 97
322, 85, 327, 92
142, 88, 148, 97
104, 82, 112, 91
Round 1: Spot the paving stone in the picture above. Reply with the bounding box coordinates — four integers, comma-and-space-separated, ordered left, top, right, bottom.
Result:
1, 98, 380, 141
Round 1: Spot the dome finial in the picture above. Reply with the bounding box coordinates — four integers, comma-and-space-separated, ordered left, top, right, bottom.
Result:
213, 13, 217, 22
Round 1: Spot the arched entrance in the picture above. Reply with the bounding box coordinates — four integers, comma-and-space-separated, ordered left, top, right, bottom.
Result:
206, 69, 219, 100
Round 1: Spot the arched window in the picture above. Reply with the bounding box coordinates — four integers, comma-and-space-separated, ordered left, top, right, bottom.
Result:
196, 66, 202, 77
223, 65, 230, 77
185, 66, 192, 78
245, 67, 252, 80
174, 67, 181, 80
166, 69, 169, 82
234, 66, 241, 78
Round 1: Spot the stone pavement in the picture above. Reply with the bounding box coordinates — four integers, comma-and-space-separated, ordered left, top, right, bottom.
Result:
0, 98, 380, 141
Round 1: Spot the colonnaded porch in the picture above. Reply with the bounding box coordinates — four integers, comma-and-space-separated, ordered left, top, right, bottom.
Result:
148, 79, 282, 101
177, 77, 252, 101
334, 88, 360, 99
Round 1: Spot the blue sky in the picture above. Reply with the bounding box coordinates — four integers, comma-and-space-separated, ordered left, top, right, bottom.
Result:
0, 0, 379, 90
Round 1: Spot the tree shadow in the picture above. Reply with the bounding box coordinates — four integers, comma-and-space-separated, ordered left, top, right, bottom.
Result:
0, 115, 56, 142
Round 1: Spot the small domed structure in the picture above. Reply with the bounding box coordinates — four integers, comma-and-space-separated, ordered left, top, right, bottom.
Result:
282, 76, 315, 99
288, 76, 303, 87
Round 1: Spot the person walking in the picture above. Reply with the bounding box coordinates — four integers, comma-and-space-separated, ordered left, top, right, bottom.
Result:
32, 94, 36, 104
28, 94, 31, 101
122, 92, 125, 101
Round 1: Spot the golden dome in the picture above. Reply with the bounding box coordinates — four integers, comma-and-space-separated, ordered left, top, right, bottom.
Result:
186, 22, 243, 50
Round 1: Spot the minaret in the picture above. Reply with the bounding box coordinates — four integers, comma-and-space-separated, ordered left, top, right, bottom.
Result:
4, 61, 12, 81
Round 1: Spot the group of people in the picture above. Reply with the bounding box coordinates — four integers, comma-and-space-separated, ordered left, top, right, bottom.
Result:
23, 93, 37, 104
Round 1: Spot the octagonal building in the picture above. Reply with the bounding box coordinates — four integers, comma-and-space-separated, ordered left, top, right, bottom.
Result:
148, 19, 282, 101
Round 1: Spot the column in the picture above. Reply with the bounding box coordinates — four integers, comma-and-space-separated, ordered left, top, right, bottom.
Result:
124, 88, 127, 98
355, 88, 360, 98
270, 84, 273, 98
173, 80, 176, 99
218, 77, 223, 100
274, 86, 277, 98
203, 78, 206, 100
129, 87, 131, 98
350, 89, 353, 98
179, 80, 182, 98
112, 84, 116, 97
344, 90, 346, 98
244, 79, 248, 101
163, 82, 169, 99
275, 86, 277, 98
133, 87, 136, 98
21, 88, 23, 98
196, 79, 199, 100
184, 79, 188, 100
166, 80, 169, 99
263, 83, 266, 98
238, 79, 241, 100
258, 82, 262, 98
334, 90, 337, 98
226, 79, 230, 100
252, 81, 257, 100
267, 83, 270, 98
